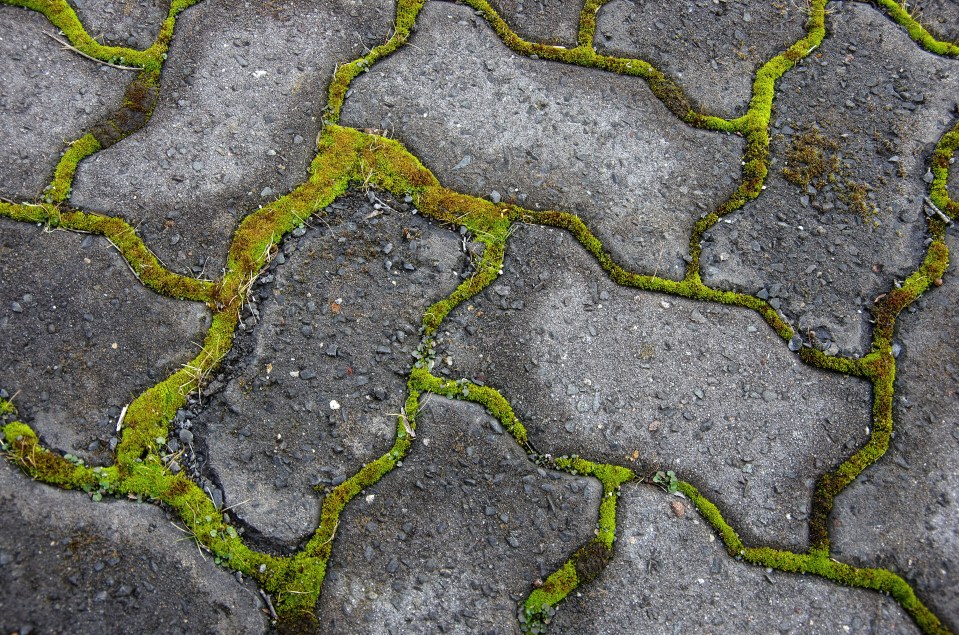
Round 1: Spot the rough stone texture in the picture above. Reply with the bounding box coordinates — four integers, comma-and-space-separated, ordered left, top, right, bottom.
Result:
595, 0, 807, 119
0, 5, 128, 201
551, 483, 920, 635
70, 0, 169, 49
913, 0, 959, 44
0, 461, 267, 635
483, 0, 581, 46
831, 233, 959, 632
436, 224, 871, 550
702, 2, 959, 355
341, 2, 743, 281
0, 219, 210, 465
192, 191, 467, 545
71, 0, 395, 277
317, 397, 602, 634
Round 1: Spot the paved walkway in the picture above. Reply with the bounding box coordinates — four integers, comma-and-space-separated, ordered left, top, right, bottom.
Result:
1, 0, 958, 633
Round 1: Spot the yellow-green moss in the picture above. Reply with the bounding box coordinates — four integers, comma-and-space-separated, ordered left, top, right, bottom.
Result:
47, 134, 100, 203
875, 0, 959, 57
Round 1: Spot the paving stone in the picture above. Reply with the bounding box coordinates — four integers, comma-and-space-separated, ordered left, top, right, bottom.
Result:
702, 2, 959, 355
595, 0, 807, 119
317, 396, 602, 634
192, 191, 466, 545
0, 460, 267, 634
70, 0, 168, 49
481, 0, 581, 46
0, 218, 210, 465
911, 0, 959, 44
71, 0, 395, 277
341, 1, 744, 280
831, 233, 959, 632
436, 224, 871, 551
550, 483, 920, 634
0, 5, 128, 201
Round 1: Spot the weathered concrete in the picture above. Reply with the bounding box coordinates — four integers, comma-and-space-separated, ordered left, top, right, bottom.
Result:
436, 224, 871, 550
71, 0, 396, 277
0, 219, 210, 465
318, 397, 602, 634
702, 2, 959, 355
342, 1, 743, 280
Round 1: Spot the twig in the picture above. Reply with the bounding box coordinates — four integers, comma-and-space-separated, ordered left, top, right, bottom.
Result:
924, 196, 954, 225
259, 589, 279, 621
115, 404, 128, 433
43, 32, 141, 71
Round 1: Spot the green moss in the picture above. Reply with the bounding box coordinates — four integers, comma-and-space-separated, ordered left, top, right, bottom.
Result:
5, 0, 201, 74
681, 479, 949, 633
0, 202, 214, 302
577, 0, 608, 49
0, 399, 15, 416
459, 0, 729, 130
2, 422, 99, 490
929, 121, 959, 221
875, 0, 959, 57
3, 1, 951, 626
47, 134, 100, 203
324, 0, 426, 125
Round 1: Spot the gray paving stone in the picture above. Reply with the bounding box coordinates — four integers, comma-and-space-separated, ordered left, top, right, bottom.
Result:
70, 0, 168, 49
436, 224, 871, 551
701, 2, 959, 355
192, 191, 466, 545
550, 483, 920, 635
71, 0, 395, 277
911, 0, 959, 44
0, 5, 128, 201
341, 1, 744, 281
317, 396, 602, 634
0, 460, 267, 635
482, 0, 581, 46
0, 219, 210, 465
831, 233, 959, 632
595, 0, 807, 119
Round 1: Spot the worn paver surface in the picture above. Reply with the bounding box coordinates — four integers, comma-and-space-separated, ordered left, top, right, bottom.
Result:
1, 0, 958, 634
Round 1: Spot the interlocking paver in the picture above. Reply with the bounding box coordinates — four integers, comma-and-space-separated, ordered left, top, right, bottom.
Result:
0, 218, 210, 465
0, 5, 127, 201
594, 0, 807, 119
191, 191, 466, 544
550, 483, 920, 635
437, 224, 871, 550
71, 0, 395, 276
483, 0, 580, 46
70, 0, 167, 49
317, 397, 601, 634
0, 461, 266, 634
832, 234, 959, 632
1, 0, 957, 633
702, 2, 959, 355
341, 1, 744, 280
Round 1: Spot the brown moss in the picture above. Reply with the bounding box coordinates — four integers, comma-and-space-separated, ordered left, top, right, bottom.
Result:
782, 127, 840, 188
